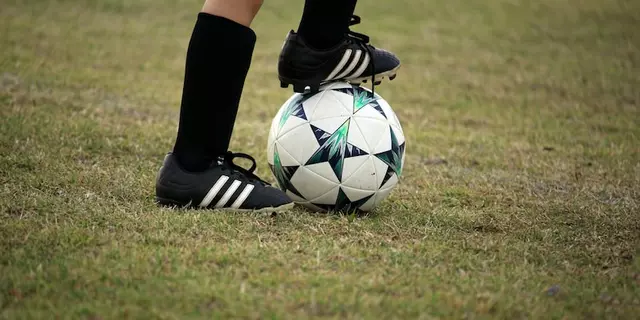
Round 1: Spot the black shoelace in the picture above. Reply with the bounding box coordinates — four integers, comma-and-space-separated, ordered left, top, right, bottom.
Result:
346, 15, 376, 98
219, 151, 270, 186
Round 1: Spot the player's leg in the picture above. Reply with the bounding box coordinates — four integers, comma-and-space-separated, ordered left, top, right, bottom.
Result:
296, 0, 358, 51
201, 0, 263, 27
155, 0, 293, 212
278, 0, 401, 93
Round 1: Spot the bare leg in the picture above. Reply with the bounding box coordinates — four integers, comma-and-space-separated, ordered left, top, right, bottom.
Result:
202, 0, 263, 27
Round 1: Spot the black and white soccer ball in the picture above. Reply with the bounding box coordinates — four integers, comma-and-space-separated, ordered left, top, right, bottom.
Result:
267, 82, 405, 212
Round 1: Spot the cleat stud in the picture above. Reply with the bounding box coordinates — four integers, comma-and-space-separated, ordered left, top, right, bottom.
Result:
374, 81, 382, 85
291, 83, 321, 94
292, 84, 307, 93
389, 74, 397, 80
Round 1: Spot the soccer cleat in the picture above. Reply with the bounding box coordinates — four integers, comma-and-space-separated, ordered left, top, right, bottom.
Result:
278, 15, 400, 94
155, 152, 293, 212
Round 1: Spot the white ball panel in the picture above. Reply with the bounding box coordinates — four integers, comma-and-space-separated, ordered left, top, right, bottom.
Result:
353, 101, 387, 121
341, 156, 378, 191
268, 117, 277, 147
350, 118, 383, 154
372, 156, 389, 189
305, 162, 340, 184
341, 186, 375, 204
276, 115, 308, 140
273, 93, 302, 135
304, 90, 352, 122
372, 185, 395, 208
309, 116, 350, 135
373, 129, 393, 155
376, 99, 401, 128
391, 125, 405, 146
358, 195, 376, 212
286, 190, 306, 202
340, 155, 370, 184
268, 102, 288, 166
299, 91, 329, 122
329, 90, 355, 114
346, 117, 371, 153
276, 123, 320, 164
267, 140, 275, 165
309, 186, 340, 204
290, 165, 338, 201
381, 173, 399, 190
353, 117, 391, 154
274, 141, 299, 166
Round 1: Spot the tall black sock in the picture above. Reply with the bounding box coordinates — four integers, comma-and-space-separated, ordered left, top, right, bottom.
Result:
172, 13, 256, 172
296, 0, 358, 50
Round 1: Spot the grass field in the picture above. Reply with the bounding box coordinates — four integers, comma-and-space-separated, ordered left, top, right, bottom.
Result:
1, 0, 639, 318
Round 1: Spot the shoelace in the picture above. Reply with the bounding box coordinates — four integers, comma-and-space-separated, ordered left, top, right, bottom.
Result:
346, 15, 376, 98
219, 151, 270, 186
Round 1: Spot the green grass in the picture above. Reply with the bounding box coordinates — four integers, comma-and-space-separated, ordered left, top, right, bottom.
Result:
1, 0, 639, 318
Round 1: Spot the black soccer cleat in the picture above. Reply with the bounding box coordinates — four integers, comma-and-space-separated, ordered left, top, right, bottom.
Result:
278, 15, 400, 93
155, 152, 293, 212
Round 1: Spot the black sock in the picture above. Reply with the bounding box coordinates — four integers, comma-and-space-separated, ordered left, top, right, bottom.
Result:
296, 0, 358, 50
172, 13, 256, 172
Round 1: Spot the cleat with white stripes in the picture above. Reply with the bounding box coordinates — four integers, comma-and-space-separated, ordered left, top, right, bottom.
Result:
155, 152, 293, 212
278, 15, 400, 94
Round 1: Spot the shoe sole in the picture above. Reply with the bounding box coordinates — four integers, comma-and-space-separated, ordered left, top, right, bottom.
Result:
280, 65, 400, 94
349, 66, 401, 86
156, 197, 295, 213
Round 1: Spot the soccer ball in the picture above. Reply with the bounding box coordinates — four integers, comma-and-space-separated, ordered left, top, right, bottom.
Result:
267, 82, 405, 212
